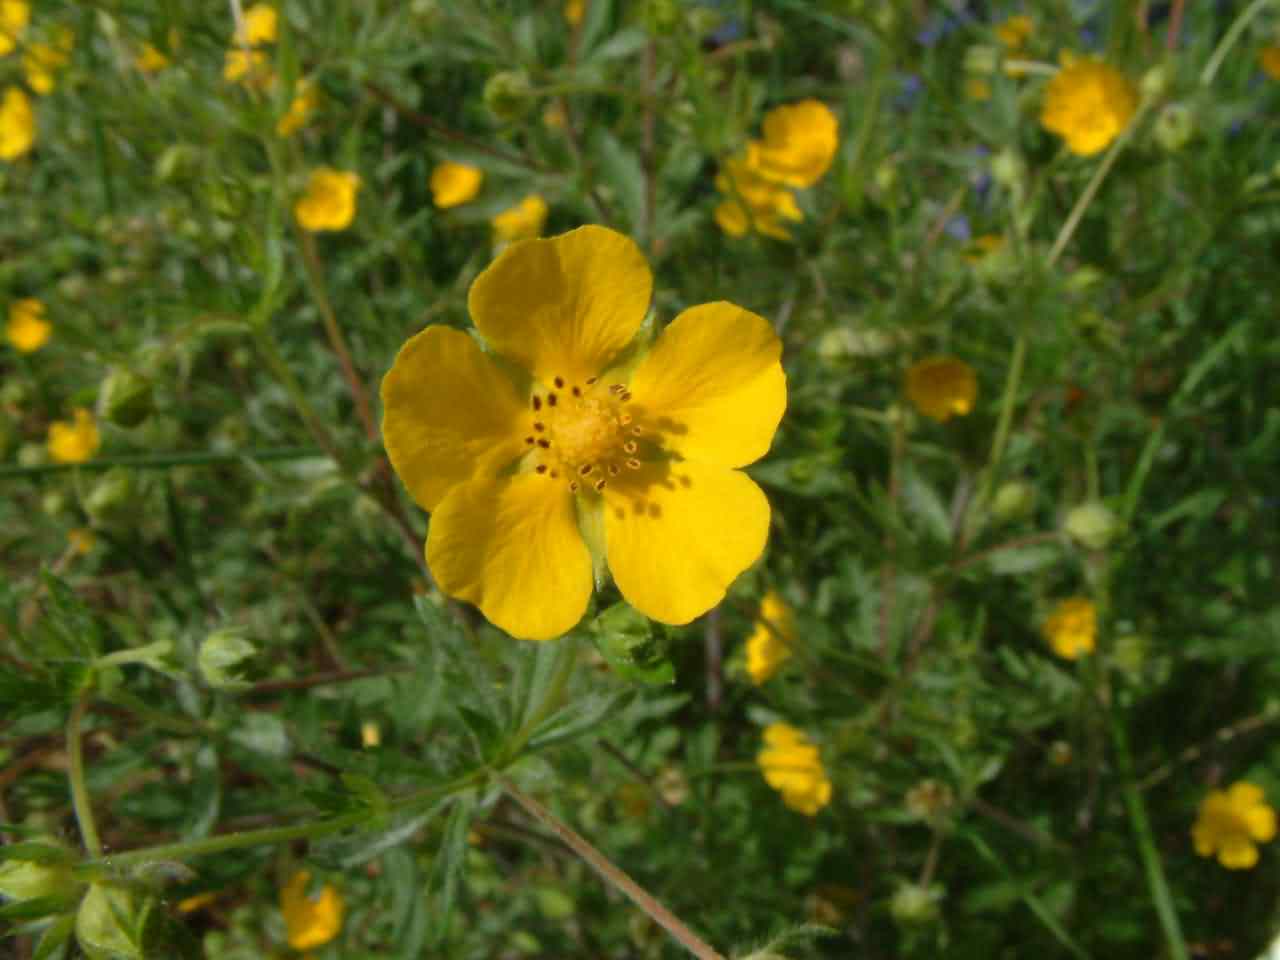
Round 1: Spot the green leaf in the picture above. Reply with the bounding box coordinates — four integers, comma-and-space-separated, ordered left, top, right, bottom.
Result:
33, 913, 77, 960
527, 689, 635, 752
429, 795, 476, 944
595, 130, 645, 233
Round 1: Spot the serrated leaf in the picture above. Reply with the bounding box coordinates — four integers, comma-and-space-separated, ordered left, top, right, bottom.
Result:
429, 796, 475, 944
595, 130, 645, 233
527, 689, 635, 751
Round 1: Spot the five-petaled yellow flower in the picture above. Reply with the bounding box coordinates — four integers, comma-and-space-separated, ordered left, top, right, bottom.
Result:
1041, 596, 1095, 660
294, 168, 360, 232
381, 225, 786, 640
277, 80, 319, 137
758, 723, 832, 816
747, 99, 840, 189
0, 86, 35, 160
905, 356, 977, 423
1261, 46, 1280, 81
714, 155, 803, 240
1040, 56, 1137, 157
491, 193, 548, 245
1192, 781, 1277, 870
746, 589, 795, 684
431, 162, 485, 209
47, 408, 100, 464
6, 297, 50, 353
280, 870, 343, 951
0, 0, 28, 57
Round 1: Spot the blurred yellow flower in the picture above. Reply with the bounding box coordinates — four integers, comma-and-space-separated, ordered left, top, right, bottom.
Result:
6, 297, 50, 352
748, 99, 839, 189
47, 409, 100, 464
280, 870, 343, 951
746, 589, 795, 684
294, 168, 360, 232
995, 15, 1033, 50
905, 356, 977, 422
714, 154, 803, 240
564, 0, 586, 26
235, 3, 278, 46
380, 225, 785, 639
963, 233, 1004, 263
966, 76, 991, 101
430, 162, 484, 208
0, 0, 28, 57
23, 28, 73, 96
223, 48, 274, 89
758, 723, 832, 816
0, 86, 35, 160
1192, 782, 1277, 870
491, 193, 548, 244
277, 80, 318, 136
1041, 597, 1095, 660
67, 528, 95, 555
1261, 46, 1280, 81
135, 43, 170, 74
1040, 57, 1137, 157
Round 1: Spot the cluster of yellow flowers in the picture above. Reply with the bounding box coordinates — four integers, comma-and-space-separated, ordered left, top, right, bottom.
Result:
715, 99, 838, 240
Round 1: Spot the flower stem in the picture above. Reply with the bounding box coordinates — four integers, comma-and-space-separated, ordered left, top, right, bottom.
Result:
1111, 718, 1189, 960
1047, 116, 1141, 268
1200, 0, 1275, 87
500, 776, 727, 960
67, 690, 103, 858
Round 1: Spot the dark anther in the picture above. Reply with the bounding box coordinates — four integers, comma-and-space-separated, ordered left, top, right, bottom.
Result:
579, 464, 593, 476
586, 376, 598, 384
631, 426, 643, 435
550, 470, 559, 478
532, 396, 542, 411
569, 481, 579, 492
608, 464, 620, 476
610, 383, 624, 394
554, 376, 565, 388
525, 436, 535, 445
534, 422, 544, 432
571, 386, 581, 397
547, 394, 558, 406
536, 464, 548, 474
623, 441, 637, 454
594, 479, 607, 492
537, 439, 551, 448
620, 391, 632, 402
626, 458, 641, 469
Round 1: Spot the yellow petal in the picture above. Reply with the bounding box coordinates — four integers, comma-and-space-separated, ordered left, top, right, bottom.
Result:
1246, 804, 1278, 843
603, 460, 770, 625
1226, 781, 1265, 808
280, 870, 343, 951
468, 225, 652, 387
380, 325, 529, 511
1218, 836, 1259, 870
430, 162, 484, 208
426, 475, 592, 640
628, 302, 786, 469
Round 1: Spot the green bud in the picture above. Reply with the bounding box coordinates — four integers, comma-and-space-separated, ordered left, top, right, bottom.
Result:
18, 442, 48, 468
1063, 501, 1120, 550
98, 369, 154, 429
904, 779, 955, 824
1, 378, 31, 407
409, 0, 441, 25
990, 148, 1026, 191
155, 144, 194, 183
41, 490, 71, 518
641, 0, 681, 33
0, 838, 77, 903
483, 70, 534, 122
1140, 63, 1170, 101
890, 883, 943, 927
57, 273, 91, 301
1065, 265, 1104, 293
991, 481, 1035, 523
872, 159, 898, 197
85, 468, 138, 529
592, 602, 674, 685
1153, 102, 1194, 152
964, 44, 997, 76
818, 325, 897, 361
1112, 633, 1147, 676
198, 628, 257, 691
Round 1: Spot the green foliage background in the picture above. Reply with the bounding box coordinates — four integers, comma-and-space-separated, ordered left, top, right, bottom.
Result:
3, 1, 1280, 958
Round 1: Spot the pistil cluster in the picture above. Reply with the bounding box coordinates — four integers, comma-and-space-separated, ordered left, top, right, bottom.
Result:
523, 375, 644, 493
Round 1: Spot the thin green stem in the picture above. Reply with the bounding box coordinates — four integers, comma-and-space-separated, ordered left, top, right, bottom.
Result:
1112, 719, 1189, 960
251, 328, 345, 467
968, 332, 1028, 539
1201, 0, 1275, 87
500, 776, 727, 960
67, 691, 103, 858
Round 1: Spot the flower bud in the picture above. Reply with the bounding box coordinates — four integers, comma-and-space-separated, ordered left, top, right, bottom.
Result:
904, 779, 955, 824
991, 481, 1035, 523
0, 838, 76, 903
198, 627, 256, 690
98, 368, 153, 428
964, 44, 998, 76
84, 468, 137, 529
1153, 102, 1194, 152
17, 442, 48, 468
641, 0, 680, 33
1140, 63, 1170, 101
41, 490, 71, 518
890, 883, 942, 927
990, 147, 1026, 191
872, 158, 898, 197
1063, 501, 1119, 551
483, 70, 534, 122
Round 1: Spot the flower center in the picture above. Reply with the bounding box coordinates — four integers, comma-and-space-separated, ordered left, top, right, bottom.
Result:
523, 375, 643, 493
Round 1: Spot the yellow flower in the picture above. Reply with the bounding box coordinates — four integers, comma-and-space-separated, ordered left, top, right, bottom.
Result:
0, 85, 35, 160
223, 48, 274, 89
746, 589, 795, 684
1192, 782, 1277, 870
47, 408, 100, 464
747, 99, 839, 189
23, 28, 73, 96
1040, 57, 1137, 157
714, 154, 803, 240
235, 3, 278, 46
6, 297, 50, 352
276, 80, 318, 136
966, 76, 991, 101
380, 225, 786, 640
905, 356, 978, 422
1041, 597, 1096, 660
963, 233, 1004, 263
995, 14, 1033, 50
0, 0, 28, 57
1261, 46, 1280, 81
430, 162, 484, 208
135, 43, 170, 74
280, 870, 343, 951
564, 0, 586, 26
491, 193, 548, 244
757, 723, 832, 816
294, 167, 360, 232
67, 528, 95, 555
